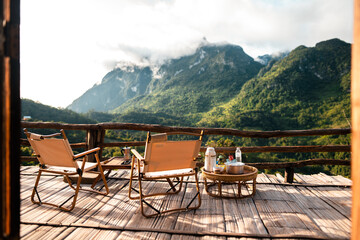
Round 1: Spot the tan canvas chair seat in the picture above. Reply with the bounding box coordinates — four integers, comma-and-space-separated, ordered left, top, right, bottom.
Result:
144, 168, 193, 179
24, 129, 109, 212
45, 161, 98, 173
129, 131, 203, 217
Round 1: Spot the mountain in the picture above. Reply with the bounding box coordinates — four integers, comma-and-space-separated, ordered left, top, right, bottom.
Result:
67, 43, 262, 117
255, 51, 289, 65
113, 44, 263, 118
198, 38, 351, 130
64, 38, 350, 132
21, 99, 95, 142
22, 99, 95, 124
67, 64, 153, 113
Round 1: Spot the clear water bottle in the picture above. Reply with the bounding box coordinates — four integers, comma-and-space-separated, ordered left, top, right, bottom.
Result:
235, 147, 242, 162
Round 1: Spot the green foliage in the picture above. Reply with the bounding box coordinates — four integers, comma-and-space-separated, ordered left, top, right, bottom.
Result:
68, 66, 153, 113
21, 99, 95, 124
21, 99, 94, 162
112, 44, 263, 117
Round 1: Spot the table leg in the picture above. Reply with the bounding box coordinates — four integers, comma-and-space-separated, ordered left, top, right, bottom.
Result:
204, 178, 209, 193
217, 181, 222, 197
238, 181, 242, 198
252, 179, 256, 196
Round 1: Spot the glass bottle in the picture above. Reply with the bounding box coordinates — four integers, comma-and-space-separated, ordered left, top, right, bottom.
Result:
235, 147, 242, 162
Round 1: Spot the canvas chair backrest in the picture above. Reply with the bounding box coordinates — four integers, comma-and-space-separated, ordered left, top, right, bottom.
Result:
143, 132, 202, 173
26, 132, 77, 168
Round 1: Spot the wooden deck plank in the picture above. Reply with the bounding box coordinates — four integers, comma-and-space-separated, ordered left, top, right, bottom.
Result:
253, 184, 326, 239
275, 173, 285, 183
20, 224, 38, 238
332, 175, 352, 185
222, 182, 268, 235
282, 186, 351, 239
78, 174, 130, 225
256, 173, 272, 183
21, 226, 75, 240
294, 173, 306, 183
153, 181, 198, 231
308, 187, 352, 217
19, 167, 351, 239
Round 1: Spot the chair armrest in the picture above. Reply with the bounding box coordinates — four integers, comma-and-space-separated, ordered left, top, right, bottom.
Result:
74, 147, 100, 159
101, 159, 112, 165
40, 133, 62, 139
131, 149, 144, 161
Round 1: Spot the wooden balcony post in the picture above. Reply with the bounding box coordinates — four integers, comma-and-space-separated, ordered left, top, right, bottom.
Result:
86, 129, 102, 162
98, 129, 105, 160
284, 167, 294, 183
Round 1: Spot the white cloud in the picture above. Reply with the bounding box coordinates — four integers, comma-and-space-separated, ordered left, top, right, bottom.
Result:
20, 0, 353, 108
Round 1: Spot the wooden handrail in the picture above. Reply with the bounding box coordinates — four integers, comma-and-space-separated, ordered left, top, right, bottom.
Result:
201, 145, 351, 153
21, 121, 350, 138
20, 156, 350, 167
247, 159, 350, 169
20, 138, 351, 153
20, 121, 351, 183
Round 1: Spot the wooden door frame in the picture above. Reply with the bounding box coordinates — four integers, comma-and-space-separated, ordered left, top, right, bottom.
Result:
352, 0, 360, 239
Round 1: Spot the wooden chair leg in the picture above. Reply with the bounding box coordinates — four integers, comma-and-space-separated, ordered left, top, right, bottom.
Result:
192, 171, 202, 209
166, 178, 177, 192
64, 175, 76, 190
94, 154, 109, 195
31, 170, 43, 204
138, 172, 201, 218
137, 165, 147, 217
128, 156, 140, 200
166, 177, 184, 194
59, 173, 83, 212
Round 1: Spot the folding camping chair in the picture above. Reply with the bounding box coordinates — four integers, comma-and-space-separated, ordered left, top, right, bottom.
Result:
24, 128, 109, 211
129, 131, 203, 217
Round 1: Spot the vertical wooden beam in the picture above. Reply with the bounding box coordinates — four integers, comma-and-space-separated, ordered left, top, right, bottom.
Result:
352, 0, 360, 239
0, 0, 20, 239
86, 129, 102, 162
98, 129, 106, 160
284, 167, 294, 183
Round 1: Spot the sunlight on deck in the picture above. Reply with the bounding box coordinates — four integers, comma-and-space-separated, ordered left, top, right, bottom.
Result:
20, 166, 351, 239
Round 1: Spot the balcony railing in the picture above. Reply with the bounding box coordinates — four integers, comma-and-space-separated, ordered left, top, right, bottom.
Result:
20, 121, 351, 183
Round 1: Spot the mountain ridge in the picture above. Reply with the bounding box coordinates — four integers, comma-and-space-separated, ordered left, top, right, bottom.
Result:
63, 38, 350, 131
197, 38, 351, 130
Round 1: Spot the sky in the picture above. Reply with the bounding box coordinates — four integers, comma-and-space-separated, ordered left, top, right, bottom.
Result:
20, 0, 353, 108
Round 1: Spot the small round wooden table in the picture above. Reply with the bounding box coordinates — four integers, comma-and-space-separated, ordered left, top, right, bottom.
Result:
202, 165, 258, 199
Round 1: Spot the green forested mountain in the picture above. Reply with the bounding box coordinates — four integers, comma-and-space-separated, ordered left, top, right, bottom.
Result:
21, 99, 95, 144
113, 44, 263, 119
68, 64, 153, 113
22, 99, 95, 124
66, 39, 350, 132
198, 39, 351, 130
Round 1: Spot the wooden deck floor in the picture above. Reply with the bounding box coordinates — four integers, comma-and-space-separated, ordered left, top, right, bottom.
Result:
20, 166, 352, 239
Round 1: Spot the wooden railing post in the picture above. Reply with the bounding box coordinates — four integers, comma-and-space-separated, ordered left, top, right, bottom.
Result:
284, 167, 294, 183
86, 129, 102, 162
98, 129, 105, 160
